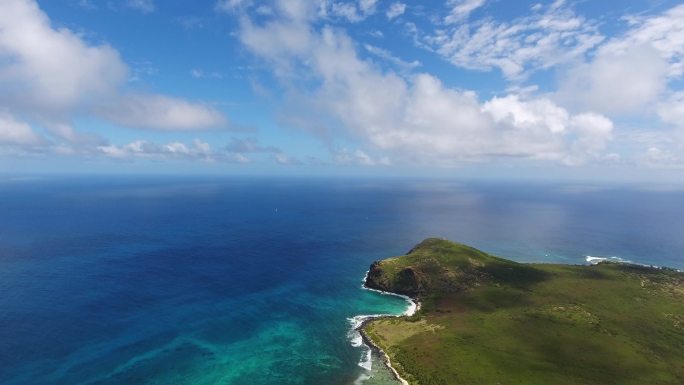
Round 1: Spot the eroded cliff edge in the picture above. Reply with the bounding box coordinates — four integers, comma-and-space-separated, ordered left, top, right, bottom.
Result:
361, 238, 684, 385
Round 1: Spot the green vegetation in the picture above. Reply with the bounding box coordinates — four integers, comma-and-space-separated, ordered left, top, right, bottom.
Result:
363, 238, 684, 385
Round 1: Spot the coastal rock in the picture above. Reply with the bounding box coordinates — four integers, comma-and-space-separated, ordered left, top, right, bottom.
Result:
361, 238, 684, 385
365, 262, 423, 297
365, 261, 390, 292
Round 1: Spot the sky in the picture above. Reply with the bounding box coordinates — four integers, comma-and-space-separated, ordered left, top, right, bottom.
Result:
1, 0, 684, 180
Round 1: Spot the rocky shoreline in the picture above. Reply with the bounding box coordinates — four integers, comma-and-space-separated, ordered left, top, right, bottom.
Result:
356, 315, 410, 385
353, 270, 421, 385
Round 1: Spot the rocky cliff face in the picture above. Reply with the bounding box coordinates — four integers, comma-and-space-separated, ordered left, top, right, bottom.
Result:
363, 238, 505, 298
365, 261, 423, 297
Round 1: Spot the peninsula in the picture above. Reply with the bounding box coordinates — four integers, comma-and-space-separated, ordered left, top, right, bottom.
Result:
362, 238, 684, 385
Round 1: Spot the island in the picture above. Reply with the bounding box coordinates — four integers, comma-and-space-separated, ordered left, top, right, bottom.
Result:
361, 238, 684, 385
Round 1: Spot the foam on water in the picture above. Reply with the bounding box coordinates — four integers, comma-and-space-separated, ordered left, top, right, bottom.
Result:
586, 255, 632, 264
347, 271, 420, 384
586, 255, 683, 272
359, 348, 372, 371
4, 178, 684, 385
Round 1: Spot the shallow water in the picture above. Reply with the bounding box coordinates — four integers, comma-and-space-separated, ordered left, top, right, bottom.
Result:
1, 176, 683, 384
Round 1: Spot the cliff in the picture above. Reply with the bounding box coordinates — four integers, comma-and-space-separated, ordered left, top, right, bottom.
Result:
362, 238, 684, 385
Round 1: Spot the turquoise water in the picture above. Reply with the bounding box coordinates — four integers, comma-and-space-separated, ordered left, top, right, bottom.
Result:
1, 177, 684, 384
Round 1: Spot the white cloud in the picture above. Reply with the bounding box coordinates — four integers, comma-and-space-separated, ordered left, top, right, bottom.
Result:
126, 0, 155, 13
96, 137, 295, 165
445, 0, 487, 24
554, 4, 684, 116
386, 2, 406, 20
480, 95, 613, 164
566, 113, 614, 164
321, 0, 378, 23
42, 122, 104, 144
215, 0, 251, 13
0, 0, 127, 114
548, 3, 684, 169
424, 1, 603, 80
330, 3, 359, 22
334, 148, 391, 166
96, 94, 227, 131
240, 14, 312, 58
615, 4, 684, 78
358, 0, 377, 15
640, 146, 684, 169
0, 112, 44, 145
225, 137, 281, 153
0, 0, 228, 138
364, 44, 421, 72
558, 44, 668, 115
274, 152, 301, 165
238, 13, 614, 166
483, 95, 569, 134
255, 5, 273, 15
224, 137, 301, 165
658, 92, 684, 128
369, 30, 384, 38
98, 139, 213, 160
190, 69, 224, 79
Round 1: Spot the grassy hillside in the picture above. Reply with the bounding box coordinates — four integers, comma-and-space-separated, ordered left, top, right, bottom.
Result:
363, 238, 684, 385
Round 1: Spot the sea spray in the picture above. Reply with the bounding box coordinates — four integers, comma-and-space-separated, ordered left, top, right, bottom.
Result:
347, 271, 420, 385
586, 256, 682, 272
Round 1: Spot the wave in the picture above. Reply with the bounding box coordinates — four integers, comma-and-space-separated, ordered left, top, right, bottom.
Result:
586, 256, 682, 272
585, 255, 632, 265
359, 270, 419, 316
348, 271, 419, 385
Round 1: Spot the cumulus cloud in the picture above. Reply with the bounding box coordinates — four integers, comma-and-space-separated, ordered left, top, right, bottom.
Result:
637, 146, 684, 169
225, 137, 301, 165
658, 92, 684, 128
0, 0, 127, 114
0, 112, 45, 146
554, 4, 684, 115
386, 2, 406, 20
225, 137, 281, 153
96, 138, 285, 164
616, 4, 684, 79
549, 3, 684, 169
333, 148, 390, 166
557, 44, 668, 115
96, 94, 227, 131
0, 0, 228, 145
274, 152, 302, 165
237, 6, 614, 166
358, 0, 377, 15
98, 139, 215, 160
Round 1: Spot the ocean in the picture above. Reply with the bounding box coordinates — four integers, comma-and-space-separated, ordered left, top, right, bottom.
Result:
1, 176, 683, 385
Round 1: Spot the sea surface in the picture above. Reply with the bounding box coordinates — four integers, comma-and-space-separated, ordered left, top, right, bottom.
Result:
1, 176, 684, 385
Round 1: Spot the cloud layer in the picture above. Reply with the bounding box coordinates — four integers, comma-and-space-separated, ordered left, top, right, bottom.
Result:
237, 0, 614, 166
425, 0, 604, 80
0, 0, 228, 155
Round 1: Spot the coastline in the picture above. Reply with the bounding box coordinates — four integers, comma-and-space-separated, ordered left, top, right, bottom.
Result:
348, 271, 421, 385
354, 238, 684, 385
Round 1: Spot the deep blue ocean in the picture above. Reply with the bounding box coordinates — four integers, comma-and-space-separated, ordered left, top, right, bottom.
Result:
1, 176, 684, 385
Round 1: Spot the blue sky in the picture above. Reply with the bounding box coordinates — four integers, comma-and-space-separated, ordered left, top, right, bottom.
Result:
1, 0, 684, 180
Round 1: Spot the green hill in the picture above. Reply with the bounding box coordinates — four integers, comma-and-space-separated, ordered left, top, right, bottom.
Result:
363, 238, 684, 385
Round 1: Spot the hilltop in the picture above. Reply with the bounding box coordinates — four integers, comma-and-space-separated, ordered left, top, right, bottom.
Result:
362, 238, 684, 385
